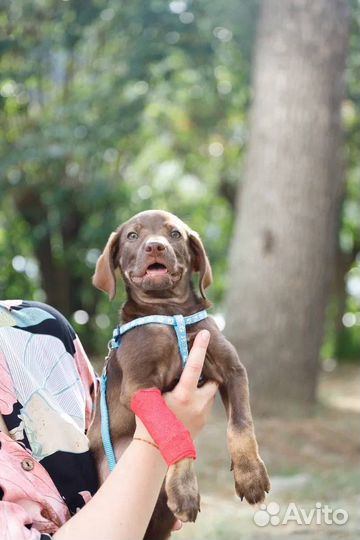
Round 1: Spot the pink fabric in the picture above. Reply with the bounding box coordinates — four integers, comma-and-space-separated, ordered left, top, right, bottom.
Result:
0, 433, 70, 537
0, 300, 98, 539
0, 502, 48, 540
0, 351, 17, 415
73, 337, 98, 430
131, 388, 196, 465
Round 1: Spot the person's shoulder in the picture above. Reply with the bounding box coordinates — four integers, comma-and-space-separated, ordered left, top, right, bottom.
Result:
1, 300, 77, 354
23, 300, 76, 333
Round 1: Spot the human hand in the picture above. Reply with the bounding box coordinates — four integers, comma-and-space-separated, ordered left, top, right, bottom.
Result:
164, 329, 218, 439
133, 330, 217, 533
134, 330, 218, 441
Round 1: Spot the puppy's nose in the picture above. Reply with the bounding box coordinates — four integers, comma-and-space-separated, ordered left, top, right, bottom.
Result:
145, 241, 166, 254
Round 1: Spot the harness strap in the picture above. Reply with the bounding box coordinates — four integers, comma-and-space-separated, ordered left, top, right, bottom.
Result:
100, 309, 208, 472
173, 315, 188, 367
110, 309, 208, 367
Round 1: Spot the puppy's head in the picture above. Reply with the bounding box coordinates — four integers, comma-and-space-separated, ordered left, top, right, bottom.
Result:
93, 210, 212, 302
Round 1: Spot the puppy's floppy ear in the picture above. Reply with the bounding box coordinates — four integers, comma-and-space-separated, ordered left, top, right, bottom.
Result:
92, 231, 121, 300
188, 230, 213, 299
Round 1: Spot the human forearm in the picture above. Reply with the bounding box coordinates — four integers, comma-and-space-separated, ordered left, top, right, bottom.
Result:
53, 330, 216, 540
53, 439, 167, 540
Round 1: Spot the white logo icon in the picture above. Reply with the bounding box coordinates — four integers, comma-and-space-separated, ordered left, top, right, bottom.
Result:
253, 502, 280, 527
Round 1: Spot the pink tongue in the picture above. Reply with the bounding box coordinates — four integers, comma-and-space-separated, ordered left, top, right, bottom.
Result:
146, 267, 168, 276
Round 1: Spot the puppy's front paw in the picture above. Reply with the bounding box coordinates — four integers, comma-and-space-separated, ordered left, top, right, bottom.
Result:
233, 456, 270, 504
167, 490, 200, 523
165, 459, 200, 522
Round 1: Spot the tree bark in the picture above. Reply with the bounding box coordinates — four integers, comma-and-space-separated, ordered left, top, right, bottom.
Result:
225, 0, 349, 416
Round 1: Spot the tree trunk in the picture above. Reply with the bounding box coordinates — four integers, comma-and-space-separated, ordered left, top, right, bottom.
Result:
14, 188, 72, 316
225, 0, 349, 416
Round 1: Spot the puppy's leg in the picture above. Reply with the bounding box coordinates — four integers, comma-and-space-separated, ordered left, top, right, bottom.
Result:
130, 388, 196, 464
131, 389, 200, 522
220, 347, 270, 504
165, 458, 200, 523
123, 385, 201, 522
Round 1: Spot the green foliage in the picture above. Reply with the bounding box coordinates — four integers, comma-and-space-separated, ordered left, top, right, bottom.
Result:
321, 0, 360, 362
0, 0, 358, 358
0, 0, 258, 352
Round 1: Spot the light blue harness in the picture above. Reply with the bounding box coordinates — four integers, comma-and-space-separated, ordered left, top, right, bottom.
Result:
100, 309, 208, 472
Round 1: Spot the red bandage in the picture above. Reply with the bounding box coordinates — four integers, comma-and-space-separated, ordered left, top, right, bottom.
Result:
131, 388, 196, 465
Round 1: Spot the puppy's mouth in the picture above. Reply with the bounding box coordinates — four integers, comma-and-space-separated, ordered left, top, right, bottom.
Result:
129, 260, 182, 289
145, 262, 169, 276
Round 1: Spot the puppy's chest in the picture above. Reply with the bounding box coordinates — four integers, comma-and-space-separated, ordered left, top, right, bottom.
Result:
118, 323, 206, 386
121, 323, 187, 363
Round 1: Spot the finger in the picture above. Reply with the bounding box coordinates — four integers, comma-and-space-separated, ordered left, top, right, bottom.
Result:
196, 380, 219, 399
172, 519, 183, 531
177, 330, 210, 395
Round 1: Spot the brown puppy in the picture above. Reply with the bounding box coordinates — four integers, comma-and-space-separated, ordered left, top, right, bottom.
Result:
88, 210, 270, 539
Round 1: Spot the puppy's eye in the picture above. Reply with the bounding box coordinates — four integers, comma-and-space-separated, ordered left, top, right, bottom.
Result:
170, 230, 181, 239
127, 231, 138, 241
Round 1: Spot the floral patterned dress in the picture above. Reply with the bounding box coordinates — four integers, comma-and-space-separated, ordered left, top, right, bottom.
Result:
0, 300, 99, 539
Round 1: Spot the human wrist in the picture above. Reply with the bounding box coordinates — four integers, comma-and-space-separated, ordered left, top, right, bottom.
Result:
134, 418, 156, 444
131, 431, 167, 469
133, 436, 159, 451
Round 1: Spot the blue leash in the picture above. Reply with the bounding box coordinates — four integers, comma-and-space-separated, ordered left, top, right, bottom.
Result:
99, 373, 117, 472
100, 309, 208, 472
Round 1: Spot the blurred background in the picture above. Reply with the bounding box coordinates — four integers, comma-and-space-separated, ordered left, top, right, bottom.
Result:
0, 0, 359, 538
